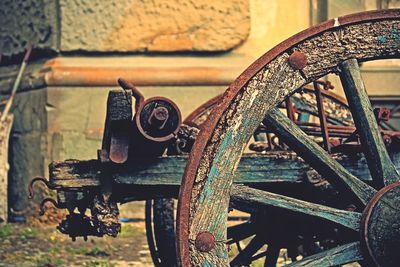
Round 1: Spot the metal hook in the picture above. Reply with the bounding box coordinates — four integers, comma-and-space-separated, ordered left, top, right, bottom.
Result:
39, 198, 60, 216
28, 176, 51, 199
118, 77, 145, 112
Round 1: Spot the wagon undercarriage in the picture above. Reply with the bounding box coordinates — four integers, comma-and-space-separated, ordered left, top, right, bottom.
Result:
30, 9, 400, 267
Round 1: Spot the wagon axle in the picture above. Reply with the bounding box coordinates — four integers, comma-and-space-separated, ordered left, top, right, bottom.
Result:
361, 181, 400, 266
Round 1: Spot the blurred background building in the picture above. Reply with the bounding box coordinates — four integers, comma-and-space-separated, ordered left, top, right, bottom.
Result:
0, 0, 399, 219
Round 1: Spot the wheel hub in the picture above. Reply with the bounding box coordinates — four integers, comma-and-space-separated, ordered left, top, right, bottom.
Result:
361, 181, 400, 267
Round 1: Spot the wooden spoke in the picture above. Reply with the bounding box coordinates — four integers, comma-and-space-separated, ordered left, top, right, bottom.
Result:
227, 221, 256, 245
230, 235, 265, 267
264, 244, 281, 267
339, 58, 400, 187
284, 241, 363, 267
230, 185, 361, 231
264, 108, 376, 205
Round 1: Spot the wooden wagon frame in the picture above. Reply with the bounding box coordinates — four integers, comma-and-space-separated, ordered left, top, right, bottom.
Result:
31, 9, 400, 267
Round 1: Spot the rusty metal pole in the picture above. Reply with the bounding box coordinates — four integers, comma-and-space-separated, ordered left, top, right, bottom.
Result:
314, 81, 331, 152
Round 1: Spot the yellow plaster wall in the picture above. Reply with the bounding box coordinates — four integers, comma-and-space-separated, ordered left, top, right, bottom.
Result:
237, 0, 310, 60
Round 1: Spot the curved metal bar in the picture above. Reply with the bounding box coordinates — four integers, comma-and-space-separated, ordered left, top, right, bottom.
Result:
118, 77, 145, 112
39, 198, 60, 216
28, 176, 51, 199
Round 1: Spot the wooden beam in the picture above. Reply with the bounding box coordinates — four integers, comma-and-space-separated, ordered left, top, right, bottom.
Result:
49, 151, 400, 189
339, 58, 400, 187
230, 185, 362, 231
284, 241, 363, 266
264, 108, 376, 205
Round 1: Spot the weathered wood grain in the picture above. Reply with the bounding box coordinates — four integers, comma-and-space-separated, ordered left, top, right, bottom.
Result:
265, 108, 376, 205
102, 89, 132, 163
284, 241, 363, 267
230, 185, 362, 231
339, 58, 400, 187
49, 151, 400, 189
362, 183, 400, 266
299, 20, 400, 80
186, 52, 306, 266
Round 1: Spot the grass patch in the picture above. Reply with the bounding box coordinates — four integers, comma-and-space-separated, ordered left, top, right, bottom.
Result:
0, 224, 12, 238
20, 227, 38, 240
48, 244, 62, 254
118, 223, 143, 238
83, 260, 115, 267
85, 246, 110, 257
34, 254, 63, 267
67, 245, 110, 257
66, 246, 89, 255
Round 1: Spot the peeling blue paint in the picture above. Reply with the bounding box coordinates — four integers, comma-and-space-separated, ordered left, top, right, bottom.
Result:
207, 130, 233, 184
381, 26, 400, 46
377, 35, 386, 43
198, 130, 233, 204
209, 212, 227, 234
219, 130, 233, 152
202, 259, 213, 267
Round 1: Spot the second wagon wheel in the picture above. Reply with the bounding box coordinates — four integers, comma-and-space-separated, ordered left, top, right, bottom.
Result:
177, 9, 400, 267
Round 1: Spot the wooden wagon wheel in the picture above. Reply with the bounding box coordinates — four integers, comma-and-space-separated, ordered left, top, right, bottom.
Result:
144, 96, 221, 267
146, 85, 359, 266
177, 9, 400, 267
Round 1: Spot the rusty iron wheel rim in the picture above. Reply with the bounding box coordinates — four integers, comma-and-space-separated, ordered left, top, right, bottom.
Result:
177, 9, 400, 266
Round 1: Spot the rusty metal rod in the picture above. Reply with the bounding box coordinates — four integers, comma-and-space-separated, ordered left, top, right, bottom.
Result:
285, 98, 296, 122
314, 81, 331, 152
118, 77, 145, 112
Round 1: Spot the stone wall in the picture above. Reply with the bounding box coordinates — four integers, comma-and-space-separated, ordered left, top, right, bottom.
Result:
9, 89, 47, 213
0, 0, 58, 56
59, 0, 250, 52
1, 0, 250, 56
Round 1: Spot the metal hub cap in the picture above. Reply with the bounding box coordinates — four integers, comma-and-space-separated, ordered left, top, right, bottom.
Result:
361, 181, 400, 267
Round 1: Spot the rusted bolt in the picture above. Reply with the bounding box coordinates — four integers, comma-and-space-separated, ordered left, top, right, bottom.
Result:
345, 204, 357, 212
374, 107, 391, 122
148, 106, 169, 129
195, 232, 215, 252
288, 51, 308, 70
383, 134, 392, 146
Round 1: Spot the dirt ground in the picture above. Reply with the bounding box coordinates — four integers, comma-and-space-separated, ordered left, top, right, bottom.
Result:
0, 202, 153, 267
0, 201, 362, 267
